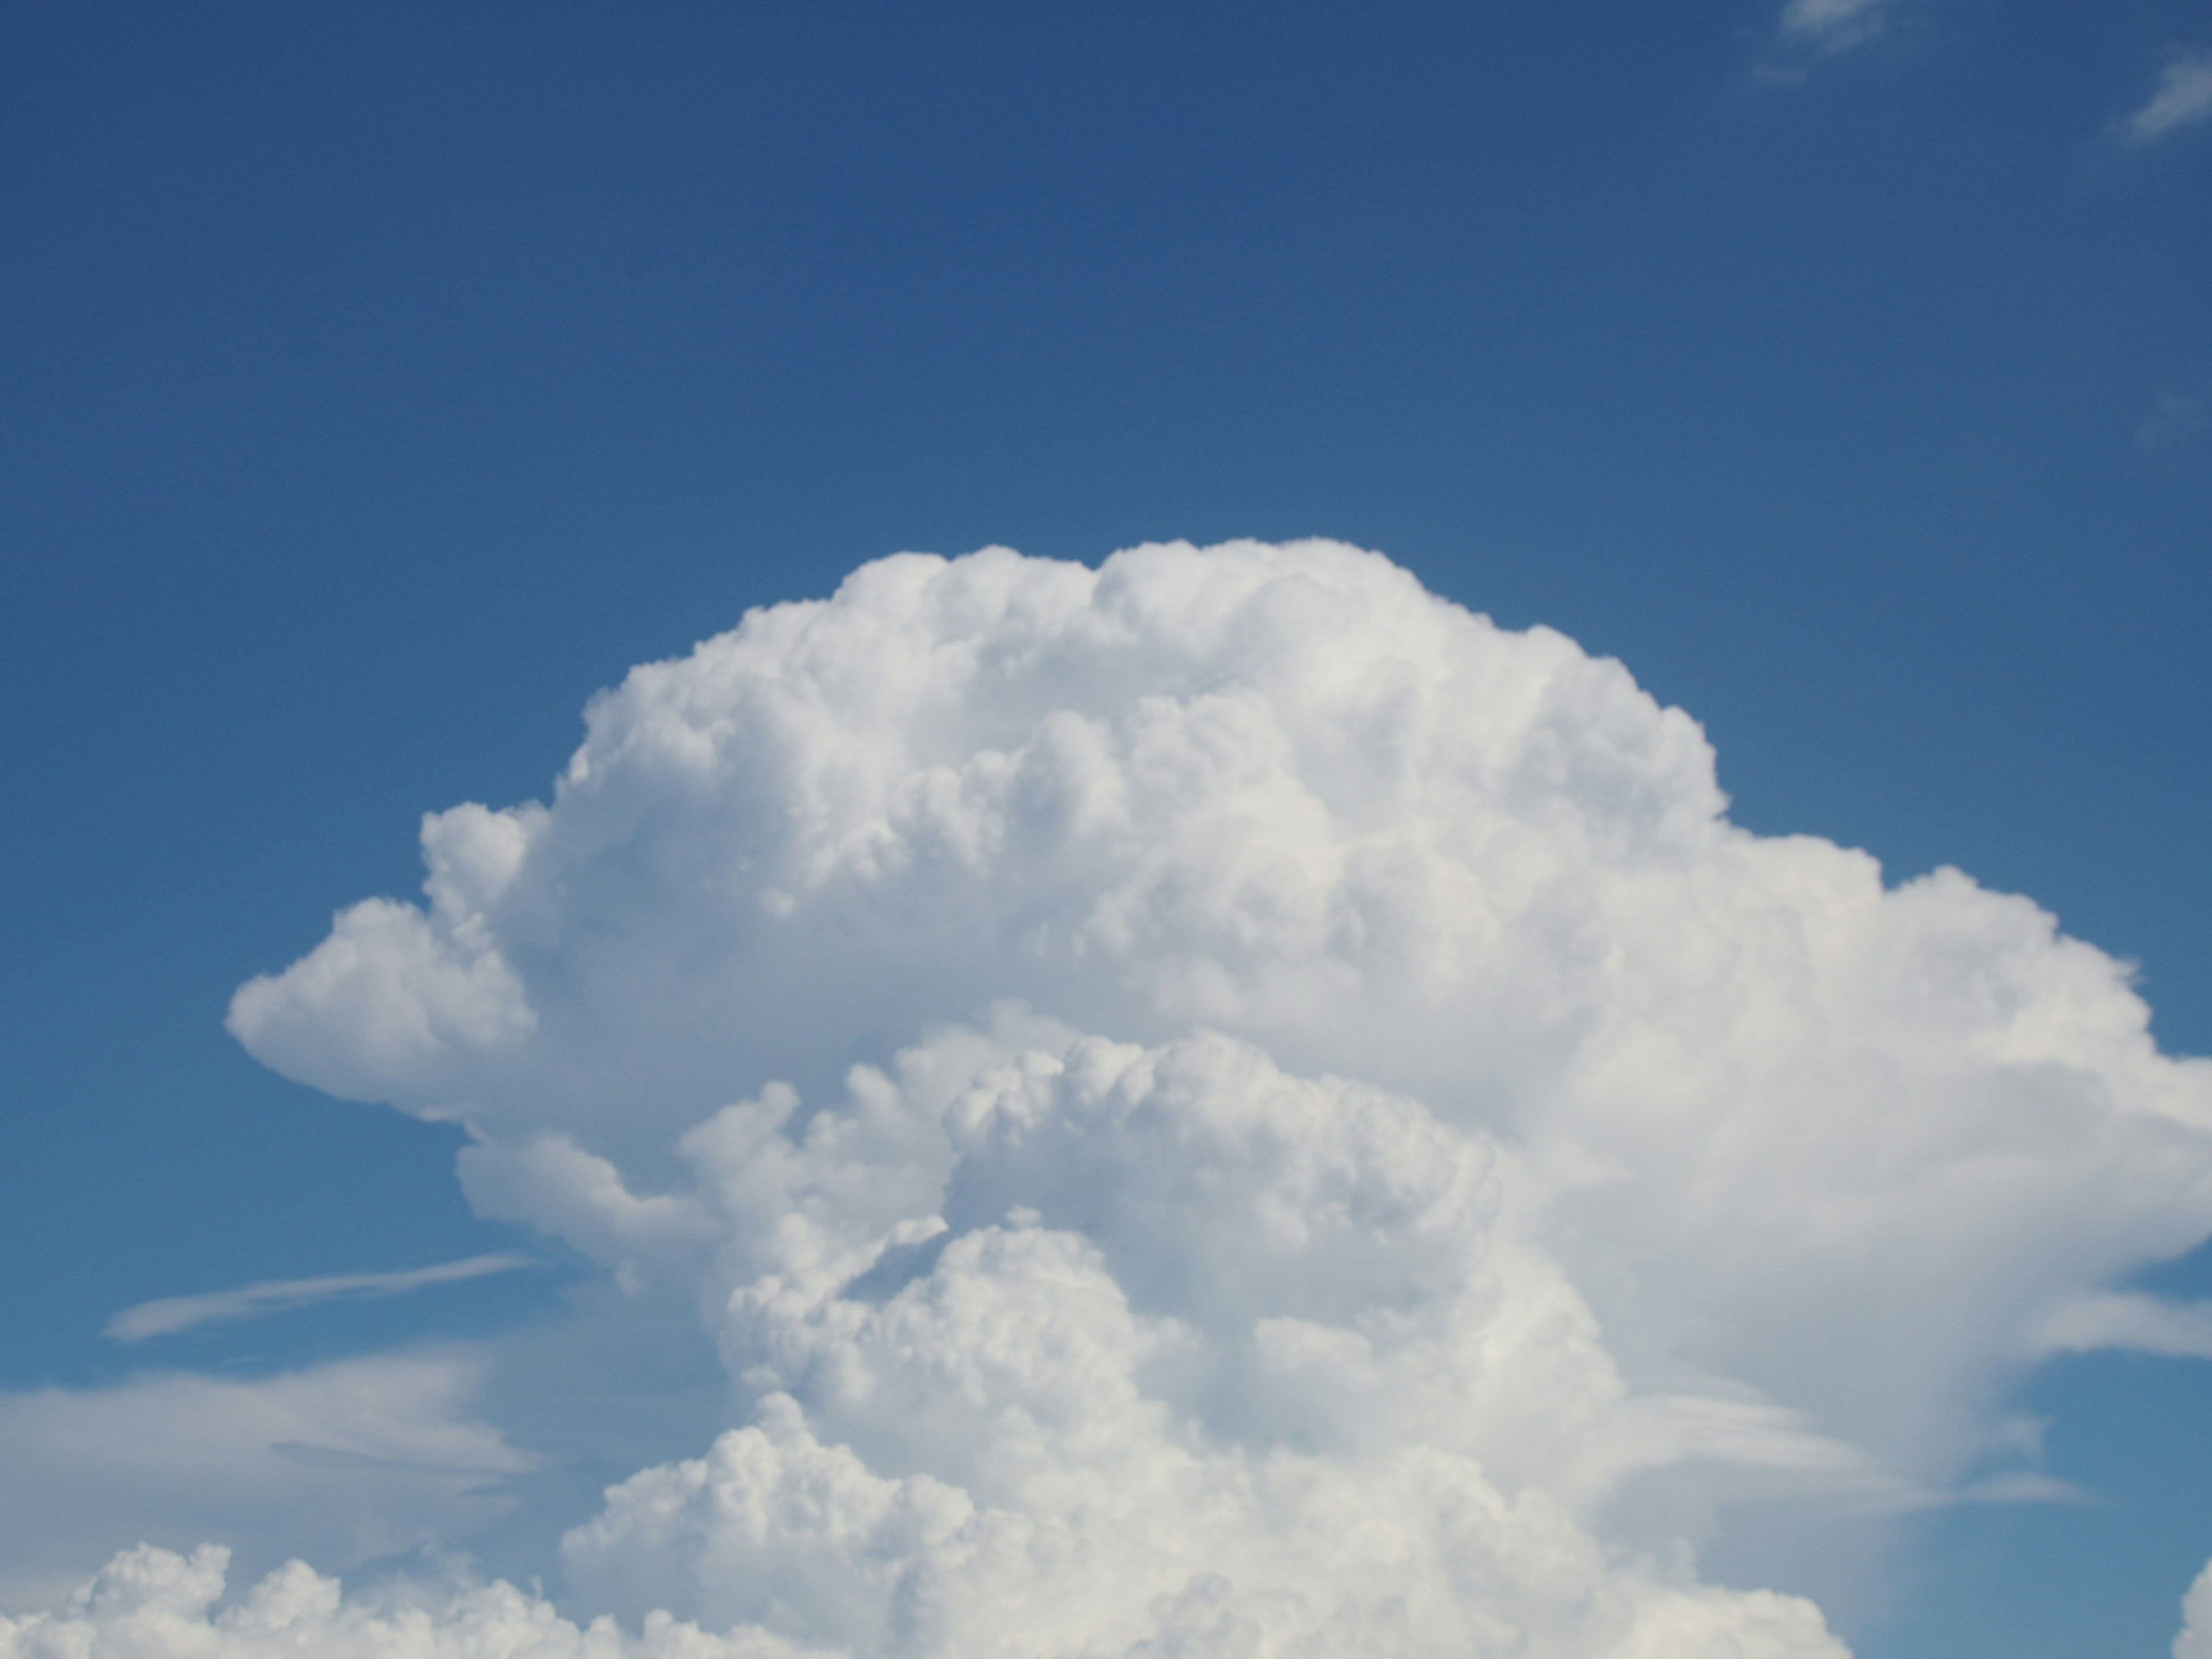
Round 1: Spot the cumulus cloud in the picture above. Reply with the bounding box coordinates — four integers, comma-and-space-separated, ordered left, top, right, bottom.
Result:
0, 1544, 794, 1659
56, 539, 2212, 1653
104, 1253, 535, 1342
2122, 51, 2212, 146
532, 1025, 1854, 1656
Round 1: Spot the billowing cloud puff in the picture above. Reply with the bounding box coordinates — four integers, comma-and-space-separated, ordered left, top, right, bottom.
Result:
2176, 1558, 2212, 1659
0, 1544, 796, 1659
531, 1025, 1849, 1656
0, 1538, 1835, 1659
86, 537, 2212, 1654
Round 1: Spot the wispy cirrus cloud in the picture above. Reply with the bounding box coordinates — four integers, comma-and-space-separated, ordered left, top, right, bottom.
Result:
1777, 0, 1899, 58
104, 1252, 535, 1342
2120, 50, 2212, 146
1755, 0, 1907, 84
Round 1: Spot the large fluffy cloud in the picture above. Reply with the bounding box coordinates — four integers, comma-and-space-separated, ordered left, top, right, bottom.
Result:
536, 1024, 1853, 1656
43, 539, 2212, 1654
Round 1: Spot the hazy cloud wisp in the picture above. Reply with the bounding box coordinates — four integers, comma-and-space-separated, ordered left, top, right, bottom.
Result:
2122, 50, 2212, 145
103, 1253, 536, 1343
1775, 0, 1897, 58
0, 1354, 531, 1615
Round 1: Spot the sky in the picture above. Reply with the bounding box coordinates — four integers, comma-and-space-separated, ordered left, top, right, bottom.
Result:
2, 2, 2211, 1656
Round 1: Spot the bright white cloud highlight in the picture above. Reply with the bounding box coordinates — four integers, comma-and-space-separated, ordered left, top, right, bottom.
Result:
535, 1025, 1852, 1656
104, 1253, 535, 1342
2123, 51, 2212, 145
52, 539, 2212, 1654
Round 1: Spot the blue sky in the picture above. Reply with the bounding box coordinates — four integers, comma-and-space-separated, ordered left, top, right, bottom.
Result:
3, 3, 2211, 1656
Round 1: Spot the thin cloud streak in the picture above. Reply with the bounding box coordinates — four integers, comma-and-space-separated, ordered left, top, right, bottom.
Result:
104, 1252, 535, 1342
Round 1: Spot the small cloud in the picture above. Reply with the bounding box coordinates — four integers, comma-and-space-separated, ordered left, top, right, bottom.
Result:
2139, 389, 2210, 453
103, 1252, 535, 1342
1777, 0, 1897, 56
2120, 50, 2212, 146
1757, 0, 1907, 83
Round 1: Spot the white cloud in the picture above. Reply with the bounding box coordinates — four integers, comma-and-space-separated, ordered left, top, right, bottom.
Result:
104, 1253, 535, 1342
0, 1544, 802, 1659
536, 1027, 1851, 1654
565, 1388, 1844, 1659
0, 1355, 532, 1613
54, 538, 2212, 1654
228, 887, 537, 1104
2123, 51, 2212, 146
1777, 0, 1897, 56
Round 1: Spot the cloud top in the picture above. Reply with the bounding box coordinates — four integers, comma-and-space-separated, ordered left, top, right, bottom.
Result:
228, 540, 1737, 1145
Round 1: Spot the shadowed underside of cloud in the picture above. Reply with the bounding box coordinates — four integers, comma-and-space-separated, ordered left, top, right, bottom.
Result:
22, 540, 2212, 1656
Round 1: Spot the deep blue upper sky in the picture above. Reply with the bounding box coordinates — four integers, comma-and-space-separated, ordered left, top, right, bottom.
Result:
3, 3, 2209, 1654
